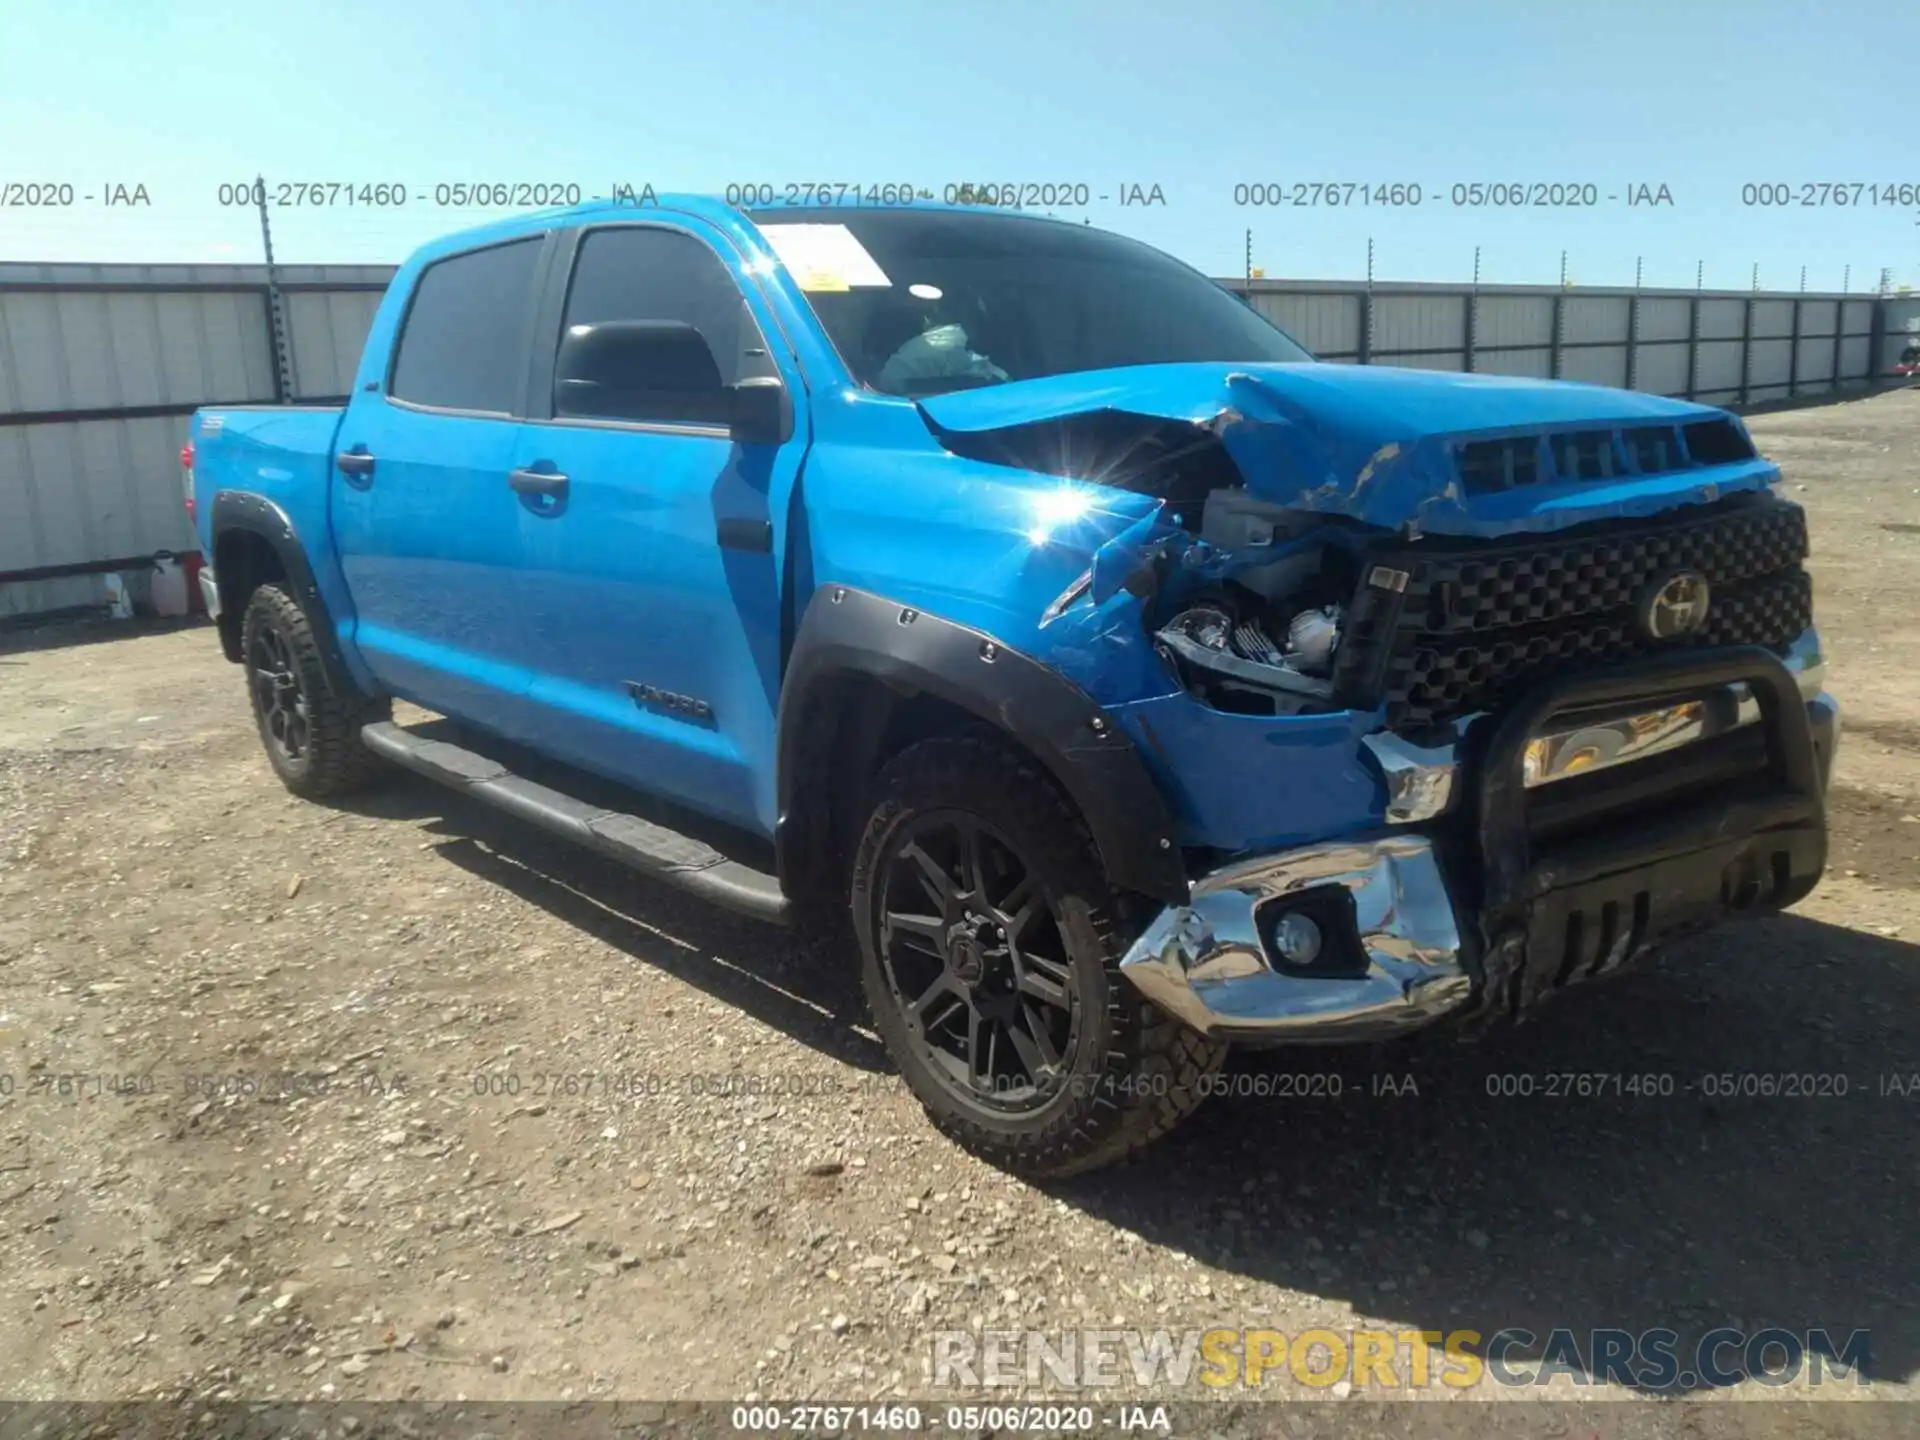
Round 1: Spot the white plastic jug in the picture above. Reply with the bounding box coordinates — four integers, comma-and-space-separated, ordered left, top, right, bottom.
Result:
151, 551, 189, 618
103, 572, 134, 620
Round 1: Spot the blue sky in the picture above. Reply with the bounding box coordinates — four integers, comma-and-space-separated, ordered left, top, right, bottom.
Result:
3, 0, 1917, 290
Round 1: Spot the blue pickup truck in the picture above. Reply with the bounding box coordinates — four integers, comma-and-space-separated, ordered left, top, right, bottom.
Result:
186, 197, 1837, 1175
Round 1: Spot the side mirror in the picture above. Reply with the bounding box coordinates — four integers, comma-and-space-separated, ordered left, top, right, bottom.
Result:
727, 375, 793, 446
555, 320, 729, 425
554, 319, 792, 442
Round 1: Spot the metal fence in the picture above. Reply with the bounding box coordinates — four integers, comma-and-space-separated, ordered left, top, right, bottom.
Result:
1225, 279, 1887, 407
0, 260, 1908, 621
0, 261, 391, 618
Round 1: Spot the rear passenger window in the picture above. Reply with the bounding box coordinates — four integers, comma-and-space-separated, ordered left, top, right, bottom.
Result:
553, 228, 773, 424
389, 238, 542, 413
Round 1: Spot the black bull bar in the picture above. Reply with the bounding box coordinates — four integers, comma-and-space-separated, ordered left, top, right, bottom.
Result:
1461, 645, 1830, 1024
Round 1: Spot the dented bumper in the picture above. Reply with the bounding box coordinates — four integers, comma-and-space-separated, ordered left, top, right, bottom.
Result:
1119, 834, 1472, 1043
1120, 646, 1836, 1043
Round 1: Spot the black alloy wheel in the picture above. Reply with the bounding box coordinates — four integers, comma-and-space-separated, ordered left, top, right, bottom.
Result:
249, 619, 311, 766
239, 582, 390, 797
851, 733, 1227, 1177
875, 810, 1082, 1115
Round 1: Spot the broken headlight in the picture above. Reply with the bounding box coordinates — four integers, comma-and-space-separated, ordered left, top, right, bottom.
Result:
1155, 600, 1344, 714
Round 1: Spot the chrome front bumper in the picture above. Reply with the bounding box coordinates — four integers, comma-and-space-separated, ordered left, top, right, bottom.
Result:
1121, 632, 1838, 1044
1119, 835, 1472, 1043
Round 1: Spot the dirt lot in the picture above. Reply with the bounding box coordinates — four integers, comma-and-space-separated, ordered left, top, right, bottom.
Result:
1, 389, 1917, 1421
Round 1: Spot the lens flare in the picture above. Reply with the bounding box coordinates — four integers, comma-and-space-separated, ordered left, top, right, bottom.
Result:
1024, 486, 1101, 547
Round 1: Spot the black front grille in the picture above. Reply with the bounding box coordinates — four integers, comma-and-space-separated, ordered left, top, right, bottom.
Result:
1331, 494, 1812, 732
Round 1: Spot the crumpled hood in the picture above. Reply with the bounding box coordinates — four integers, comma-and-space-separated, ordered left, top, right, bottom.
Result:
918, 362, 1779, 538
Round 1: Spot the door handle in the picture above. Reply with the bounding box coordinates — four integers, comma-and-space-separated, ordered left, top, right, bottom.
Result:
336, 451, 376, 484
508, 468, 569, 497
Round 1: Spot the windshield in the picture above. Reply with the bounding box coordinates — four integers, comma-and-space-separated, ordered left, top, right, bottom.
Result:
748, 207, 1314, 398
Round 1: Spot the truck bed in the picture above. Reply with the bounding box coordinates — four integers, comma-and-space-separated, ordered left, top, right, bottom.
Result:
189, 404, 346, 560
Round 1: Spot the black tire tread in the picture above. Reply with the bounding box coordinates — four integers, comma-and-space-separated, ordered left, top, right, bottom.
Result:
241, 583, 388, 798
855, 732, 1224, 1178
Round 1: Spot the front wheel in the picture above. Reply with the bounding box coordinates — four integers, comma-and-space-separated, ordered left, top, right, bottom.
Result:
851, 733, 1224, 1178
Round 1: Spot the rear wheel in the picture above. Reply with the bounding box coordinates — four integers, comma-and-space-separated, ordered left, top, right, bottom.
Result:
241, 583, 388, 797
851, 733, 1224, 1177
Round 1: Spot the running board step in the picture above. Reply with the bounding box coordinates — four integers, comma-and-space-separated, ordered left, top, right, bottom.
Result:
360, 721, 790, 925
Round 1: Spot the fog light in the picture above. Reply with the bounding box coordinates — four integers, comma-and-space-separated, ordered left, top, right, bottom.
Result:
1271, 911, 1323, 965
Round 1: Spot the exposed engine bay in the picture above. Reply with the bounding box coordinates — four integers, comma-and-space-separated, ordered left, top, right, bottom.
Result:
1149, 487, 1359, 716
931, 408, 1373, 717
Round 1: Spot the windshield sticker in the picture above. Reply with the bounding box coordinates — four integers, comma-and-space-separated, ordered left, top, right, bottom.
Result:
757, 223, 892, 291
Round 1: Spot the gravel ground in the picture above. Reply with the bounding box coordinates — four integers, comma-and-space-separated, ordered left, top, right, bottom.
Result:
1, 388, 1916, 1421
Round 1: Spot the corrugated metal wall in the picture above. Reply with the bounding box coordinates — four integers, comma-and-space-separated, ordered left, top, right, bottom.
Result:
1236, 279, 1885, 407
0, 262, 393, 618
0, 259, 1903, 621
1886, 297, 1920, 365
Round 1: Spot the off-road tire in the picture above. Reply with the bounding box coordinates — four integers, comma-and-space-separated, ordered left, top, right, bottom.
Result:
241, 582, 389, 798
851, 733, 1225, 1178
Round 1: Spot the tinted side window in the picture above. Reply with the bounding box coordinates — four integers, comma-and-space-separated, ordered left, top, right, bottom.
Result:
389, 238, 542, 413
555, 228, 770, 423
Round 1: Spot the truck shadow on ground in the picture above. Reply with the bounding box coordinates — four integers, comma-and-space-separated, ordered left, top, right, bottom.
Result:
332, 772, 890, 1076
336, 777, 1916, 1396
1051, 912, 1919, 1397
0, 612, 212, 656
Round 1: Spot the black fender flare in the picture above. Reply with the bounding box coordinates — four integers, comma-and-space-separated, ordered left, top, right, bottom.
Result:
775, 585, 1190, 907
210, 491, 364, 701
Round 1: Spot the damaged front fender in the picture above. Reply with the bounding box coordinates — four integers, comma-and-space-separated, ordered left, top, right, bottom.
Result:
777, 584, 1193, 904
1112, 692, 1391, 854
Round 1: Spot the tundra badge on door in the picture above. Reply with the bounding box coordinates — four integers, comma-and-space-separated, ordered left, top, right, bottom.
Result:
625, 680, 715, 723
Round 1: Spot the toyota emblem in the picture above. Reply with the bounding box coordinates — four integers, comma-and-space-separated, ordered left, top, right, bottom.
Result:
1638, 569, 1711, 641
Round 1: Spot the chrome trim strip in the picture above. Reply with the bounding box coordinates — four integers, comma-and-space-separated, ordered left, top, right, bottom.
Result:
1119, 835, 1470, 1041
1039, 568, 1092, 626
198, 566, 221, 620
1361, 731, 1459, 823
1525, 628, 1825, 788
1363, 626, 1826, 811
1524, 697, 1719, 786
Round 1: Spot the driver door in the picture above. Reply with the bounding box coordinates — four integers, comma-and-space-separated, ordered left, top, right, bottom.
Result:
495, 221, 808, 836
